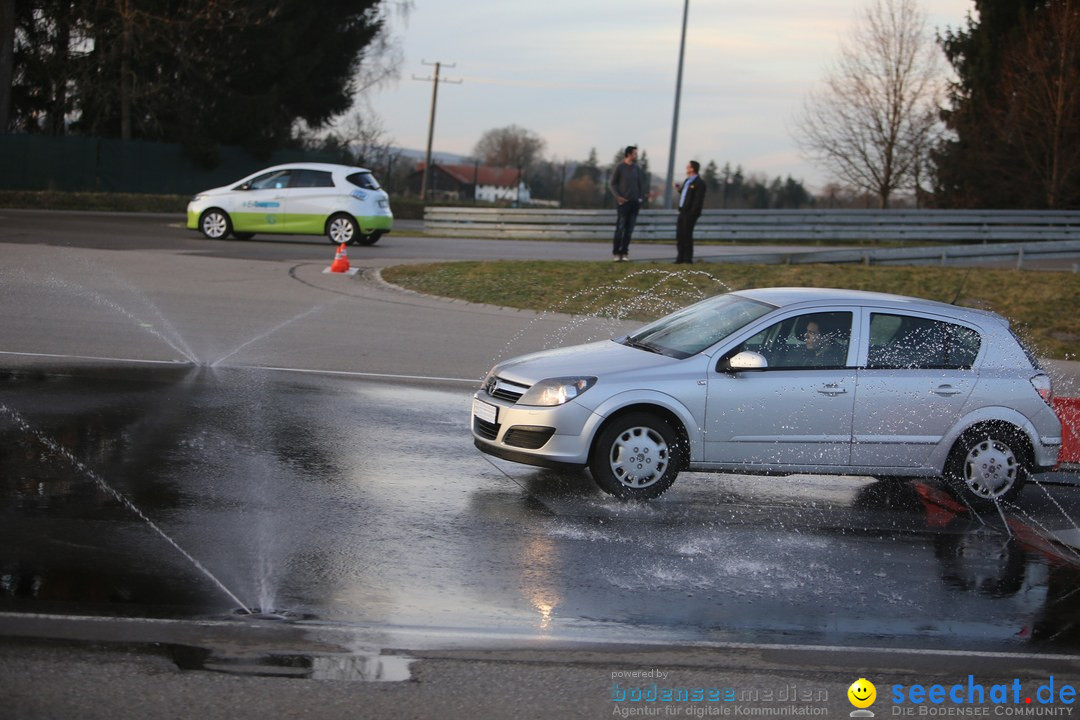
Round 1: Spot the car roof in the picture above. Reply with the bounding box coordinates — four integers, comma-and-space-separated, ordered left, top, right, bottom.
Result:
253, 162, 371, 175
732, 287, 1006, 325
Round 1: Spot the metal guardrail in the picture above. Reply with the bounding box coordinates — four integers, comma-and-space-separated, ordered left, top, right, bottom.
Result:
424, 207, 1080, 243
696, 239, 1080, 268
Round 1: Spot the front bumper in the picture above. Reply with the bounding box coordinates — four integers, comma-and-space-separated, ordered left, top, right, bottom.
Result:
470, 392, 598, 466
473, 438, 585, 470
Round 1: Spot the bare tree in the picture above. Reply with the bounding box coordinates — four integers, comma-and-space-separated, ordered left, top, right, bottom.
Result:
994, 0, 1080, 209
473, 124, 546, 169
352, 0, 413, 96
794, 0, 944, 208
327, 100, 399, 168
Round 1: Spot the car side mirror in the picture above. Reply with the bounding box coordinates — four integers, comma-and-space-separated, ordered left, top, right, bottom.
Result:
725, 351, 768, 372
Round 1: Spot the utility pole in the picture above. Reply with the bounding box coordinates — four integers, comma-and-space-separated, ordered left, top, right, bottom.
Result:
413, 60, 461, 204
663, 0, 690, 210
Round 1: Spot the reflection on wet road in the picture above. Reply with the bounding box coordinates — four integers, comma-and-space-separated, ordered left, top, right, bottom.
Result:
2, 365, 1080, 652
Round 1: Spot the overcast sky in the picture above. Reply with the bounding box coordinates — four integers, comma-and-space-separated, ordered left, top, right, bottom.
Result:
359, 0, 974, 191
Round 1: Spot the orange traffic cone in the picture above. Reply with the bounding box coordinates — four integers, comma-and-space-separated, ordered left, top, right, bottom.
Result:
328, 243, 350, 273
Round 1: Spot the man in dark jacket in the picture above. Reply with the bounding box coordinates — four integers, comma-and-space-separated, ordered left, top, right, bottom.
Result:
675, 160, 706, 264
608, 145, 645, 261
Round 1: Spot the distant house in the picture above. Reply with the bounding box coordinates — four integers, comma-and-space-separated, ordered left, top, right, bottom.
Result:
407, 163, 531, 204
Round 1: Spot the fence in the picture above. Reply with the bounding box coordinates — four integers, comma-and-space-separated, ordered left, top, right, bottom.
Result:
424, 207, 1080, 243
0, 134, 340, 196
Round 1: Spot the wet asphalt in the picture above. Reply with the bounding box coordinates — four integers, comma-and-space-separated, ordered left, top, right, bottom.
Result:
3, 361, 1080, 653
2, 211, 1080, 717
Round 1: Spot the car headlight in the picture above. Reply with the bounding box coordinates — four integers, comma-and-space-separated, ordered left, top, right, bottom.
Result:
518, 377, 596, 407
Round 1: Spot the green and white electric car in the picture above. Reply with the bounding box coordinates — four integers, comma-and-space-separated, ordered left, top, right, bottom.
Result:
186, 162, 393, 245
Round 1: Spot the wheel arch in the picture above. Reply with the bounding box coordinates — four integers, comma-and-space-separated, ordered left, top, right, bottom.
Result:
589, 402, 693, 470
324, 210, 357, 229
950, 419, 1035, 467
931, 407, 1043, 474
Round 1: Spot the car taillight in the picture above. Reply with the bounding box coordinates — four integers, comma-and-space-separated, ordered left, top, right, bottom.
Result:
1031, 373, 1054, 406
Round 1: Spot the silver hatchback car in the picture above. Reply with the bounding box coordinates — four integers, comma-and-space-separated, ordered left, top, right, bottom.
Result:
472, 288, 1062, 503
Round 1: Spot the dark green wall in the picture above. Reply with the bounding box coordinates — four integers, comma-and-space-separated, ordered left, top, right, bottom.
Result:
0, 135, 341, 195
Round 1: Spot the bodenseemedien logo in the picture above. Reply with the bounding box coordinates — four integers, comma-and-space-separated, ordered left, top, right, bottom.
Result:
849, 678, 877, 717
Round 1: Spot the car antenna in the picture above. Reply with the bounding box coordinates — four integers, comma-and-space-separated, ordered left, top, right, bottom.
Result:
949, 267, 973, 305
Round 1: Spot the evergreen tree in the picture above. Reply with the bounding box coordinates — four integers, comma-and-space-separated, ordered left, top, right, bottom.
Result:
572, 147, 601, 183
933, 0, 1071, 207
638, 149, 651, 204
6, 1, 399, 160
702, 160, 720, 192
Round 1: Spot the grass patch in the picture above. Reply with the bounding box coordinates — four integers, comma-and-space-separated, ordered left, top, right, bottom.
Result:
381, 260, 1080, 360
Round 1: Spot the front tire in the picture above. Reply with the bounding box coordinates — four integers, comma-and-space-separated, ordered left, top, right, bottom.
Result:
589, 412, 682, 500
326, 213, 358, 245
945, 425, 1029, 504
199, 209, 231, 239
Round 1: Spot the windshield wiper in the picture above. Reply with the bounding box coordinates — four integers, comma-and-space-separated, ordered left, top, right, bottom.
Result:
621, 336, 662, 354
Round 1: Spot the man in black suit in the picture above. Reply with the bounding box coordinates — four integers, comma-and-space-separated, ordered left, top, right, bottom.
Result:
675, 160, 706, 264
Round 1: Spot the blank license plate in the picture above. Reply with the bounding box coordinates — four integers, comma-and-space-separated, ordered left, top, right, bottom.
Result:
472, 397, 498, 424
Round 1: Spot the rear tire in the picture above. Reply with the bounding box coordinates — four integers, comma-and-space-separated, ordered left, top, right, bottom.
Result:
589, 412, 683, 500
199, 209, 231, 239
326, 213, 358, 245
944, 425, 1029, 505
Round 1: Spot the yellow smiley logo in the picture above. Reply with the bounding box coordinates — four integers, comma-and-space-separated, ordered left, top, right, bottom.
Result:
848, 678, 877, 709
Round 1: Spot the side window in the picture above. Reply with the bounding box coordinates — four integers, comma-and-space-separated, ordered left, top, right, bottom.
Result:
735, 312, 851, 369
290, 170, 335, 188
867, 313, 981, 369
247, 170, 291, 190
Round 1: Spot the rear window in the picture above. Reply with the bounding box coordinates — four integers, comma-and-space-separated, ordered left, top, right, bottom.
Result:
347, 172, 380, 190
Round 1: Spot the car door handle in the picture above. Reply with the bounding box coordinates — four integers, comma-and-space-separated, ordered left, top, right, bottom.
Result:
817, 384, 848, 396
932, 385, 963, 396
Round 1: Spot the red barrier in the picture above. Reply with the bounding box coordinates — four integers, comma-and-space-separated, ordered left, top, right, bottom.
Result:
1053, 397, 1080, 464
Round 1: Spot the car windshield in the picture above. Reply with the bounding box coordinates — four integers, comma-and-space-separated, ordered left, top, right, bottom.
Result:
621, 294, 774, 358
